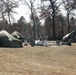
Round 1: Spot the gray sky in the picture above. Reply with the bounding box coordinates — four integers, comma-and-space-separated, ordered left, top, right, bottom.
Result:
13, 0, 70, 23
14, 4, 31, 22
14, 0, 41, 22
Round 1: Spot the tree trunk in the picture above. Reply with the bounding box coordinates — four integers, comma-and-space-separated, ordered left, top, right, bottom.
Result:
8, 13, 11, 32
32, 14, 36, 40
2, 13, 5, 30
52, 15, 56, 39
49, 0, 56, 39
67, 13, 70, 33
31, 6, 36, 41
61, 17, 64, 37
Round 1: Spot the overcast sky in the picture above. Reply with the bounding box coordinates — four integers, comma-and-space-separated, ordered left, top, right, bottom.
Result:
13, 0, 41, 22
14, 4, 31, 22
13, 0, 67, 23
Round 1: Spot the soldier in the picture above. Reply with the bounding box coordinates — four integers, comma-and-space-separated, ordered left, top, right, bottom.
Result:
43, 34, 48, 47
56, 40, 60, 46
24, 34, 28, 46
68, 39, 72, 46
30, 33, 35, 46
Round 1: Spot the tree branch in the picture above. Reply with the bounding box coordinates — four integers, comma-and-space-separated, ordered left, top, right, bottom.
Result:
24, 0, 31, 9
55, 2, 62, 11
32, 0, 36, 4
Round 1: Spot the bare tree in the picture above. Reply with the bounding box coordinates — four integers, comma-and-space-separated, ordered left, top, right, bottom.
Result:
62, 0, 76, 33
40, 0, 62, 39
21, 0, 37, 40
0, 0, 6, 22
0, 0, 19, 32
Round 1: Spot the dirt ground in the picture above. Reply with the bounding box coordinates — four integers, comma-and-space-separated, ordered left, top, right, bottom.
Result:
0, 43, 76, 75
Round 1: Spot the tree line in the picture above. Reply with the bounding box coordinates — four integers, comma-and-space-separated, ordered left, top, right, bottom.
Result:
0, 0, 76, 40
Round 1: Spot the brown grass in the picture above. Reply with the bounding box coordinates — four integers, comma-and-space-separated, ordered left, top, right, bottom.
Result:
0, 43, 76, 75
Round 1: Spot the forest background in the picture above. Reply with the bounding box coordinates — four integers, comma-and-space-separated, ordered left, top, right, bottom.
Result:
0, 0, 76, 40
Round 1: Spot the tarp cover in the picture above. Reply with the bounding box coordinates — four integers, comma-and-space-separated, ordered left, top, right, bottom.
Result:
11, 31, 24, 42
0, 30, 22, 48
62, 30, 76, 42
